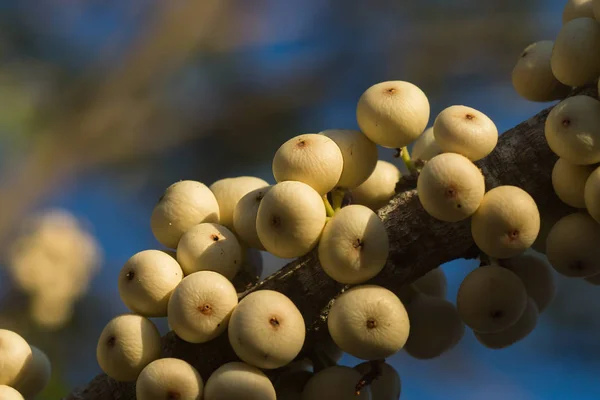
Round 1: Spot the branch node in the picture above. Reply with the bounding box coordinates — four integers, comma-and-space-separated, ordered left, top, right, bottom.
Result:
355, 359, 383, 395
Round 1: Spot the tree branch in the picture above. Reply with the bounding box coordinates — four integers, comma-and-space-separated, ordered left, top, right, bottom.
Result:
65, 84, 596, 400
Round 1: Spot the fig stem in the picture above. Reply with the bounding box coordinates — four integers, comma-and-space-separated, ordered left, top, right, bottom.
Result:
355, 359, 384, 395
400, 146, 417, 175
331, 188, 346, 212
323, 195, 336, 217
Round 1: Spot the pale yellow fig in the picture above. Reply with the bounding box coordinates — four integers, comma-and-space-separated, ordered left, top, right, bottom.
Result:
457, 266, 528, 334
301, 366, 371, 400
552, 158, 594, 208
136, 358, 203, 400
96, 314, 161, 382
319, 129, 378, 189
404, 293, 464, 359
545, 212, 600, 277
151, 180, 220, 249
118, 249, 183, 317
233, 186, 271, 250
502, 253, 556, 313
356, 81, 430, 149
327, 285, 410, 360
13, 345, 51, 398
417, 153, 485, 222
545, 95, 600, 165
585, 165, 600, 223
318, 205, 389, 284
209, 176, 269, 231
511, 40, 571, 102
228, 290, 305, 369
176, 223, 242, 280
351, 161, 401, 211
412, 267, 447, 299
0, 386, 24, 400
272, 134, 344, 195
275, 370, 313, 400
168, 271, 238, 344
551, 18, 600, 86
471, 185, 540, 258
0, 330, 32, 387
474, 297, 539, 349
433, 106, 498, 161
411, 127, 441, 162
204, 361, 276, 400
355, 361, 401, 400
563, 0, 595, 23
256, 181, 326, 258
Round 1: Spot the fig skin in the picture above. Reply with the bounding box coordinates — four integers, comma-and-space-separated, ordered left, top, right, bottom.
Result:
413, 267, 447, 299
136, 358, 204, 400
551, 18, 600, 87
417, 152, 485, 222
356, 80, 430, 149
501, 253, 556, 313
0, 330, 32, 387
228, 290, 306, 369
204, 362, 276, 400
176, 222, 242, 279
511, 40, 570, 102
351, 160, 401, 211
320, 129, 378, 190
545, 95, 600, 165
327, 285, 410, 360
118, 249, 184, 317
403, 293, 465, 359
457, 265, 528, 334
272, 134, 343, 195
301, 366, 371, 400
168, 270, 239, 344
471, 185, 540, 259
256, 181, 326, 258
545, 212, 600, 277
474, 297, 539, 350
433, 105, 498, 161
96, 314, 162, 382
562, 0, 596, 23
209, 176, 269, 232
150, 180, 220, 249
552, 158, 593, 208
318, 204, 389, 284
411, 127, 441, 162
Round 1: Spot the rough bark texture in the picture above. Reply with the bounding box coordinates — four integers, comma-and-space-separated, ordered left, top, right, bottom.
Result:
66, 84, 597, 400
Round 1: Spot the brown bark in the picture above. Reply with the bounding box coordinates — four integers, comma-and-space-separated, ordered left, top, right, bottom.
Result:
65, 84, 597, 400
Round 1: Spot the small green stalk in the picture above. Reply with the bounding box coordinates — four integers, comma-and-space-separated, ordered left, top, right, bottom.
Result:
331, 188, 346, 212
323, 195, 335, 217
400, 147, 417, 175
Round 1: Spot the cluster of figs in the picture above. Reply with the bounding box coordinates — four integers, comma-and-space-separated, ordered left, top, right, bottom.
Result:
92, 1, 600, 398
1, 1, 598, 399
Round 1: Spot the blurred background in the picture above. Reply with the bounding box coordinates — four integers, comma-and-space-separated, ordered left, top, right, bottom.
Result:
0, 0, 598, 398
